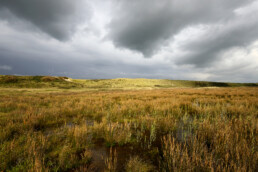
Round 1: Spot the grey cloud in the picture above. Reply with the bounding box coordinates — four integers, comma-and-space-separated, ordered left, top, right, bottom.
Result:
176, 6, 258, 66
108, 0, 254, 58
0, 48, 175, 79
1, 37, 257, 82
206, 63, 258, 83
0, 1, 257, 83
0, 0, 91, 40
0, 65, 12, 70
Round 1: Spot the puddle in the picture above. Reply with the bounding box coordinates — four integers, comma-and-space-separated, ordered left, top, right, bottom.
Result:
65, 119, 95, 127
66, 121, 75, 128
176, 117, 194, 142
87, 145, 107, 171
86, 119, 94, 126
44, 119, 95, 138
84, 125, 162, 172
176, 125, 194, 142
88, 144, 153, 171
45, 119, 196, 171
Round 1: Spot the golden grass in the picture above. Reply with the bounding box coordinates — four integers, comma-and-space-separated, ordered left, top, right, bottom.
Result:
0, 87, 257, 171
126, 156, 154, 172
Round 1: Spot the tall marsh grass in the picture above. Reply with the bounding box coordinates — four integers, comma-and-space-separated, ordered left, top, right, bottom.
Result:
0, 87, 257, 171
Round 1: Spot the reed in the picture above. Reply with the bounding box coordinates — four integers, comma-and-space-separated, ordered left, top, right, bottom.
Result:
0, 87, 257, 171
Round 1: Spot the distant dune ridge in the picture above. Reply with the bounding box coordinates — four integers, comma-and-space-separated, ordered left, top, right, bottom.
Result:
0, 75, 257, 89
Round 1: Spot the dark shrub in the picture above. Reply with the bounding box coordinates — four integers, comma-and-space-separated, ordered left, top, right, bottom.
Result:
41, 76, 59, 82
32, 76, 43, 82
3, 76, 19, 83
60, 76, 69, 80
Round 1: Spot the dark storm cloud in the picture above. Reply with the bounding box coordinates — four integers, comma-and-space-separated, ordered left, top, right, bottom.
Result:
108, 0, 256, 60
0, 47, 174, 79
0, 0, 91, 40
0, 0, 257, 82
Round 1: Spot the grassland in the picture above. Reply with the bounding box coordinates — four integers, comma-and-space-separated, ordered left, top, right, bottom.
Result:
1, 75, 257, 90
0, 75, 257, 171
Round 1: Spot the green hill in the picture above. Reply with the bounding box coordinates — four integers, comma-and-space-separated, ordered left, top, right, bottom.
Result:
0, 75, 84, 89
0, 75, 257, 89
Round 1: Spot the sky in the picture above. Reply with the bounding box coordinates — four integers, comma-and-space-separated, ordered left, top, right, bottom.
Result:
0, 0, 258, 82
